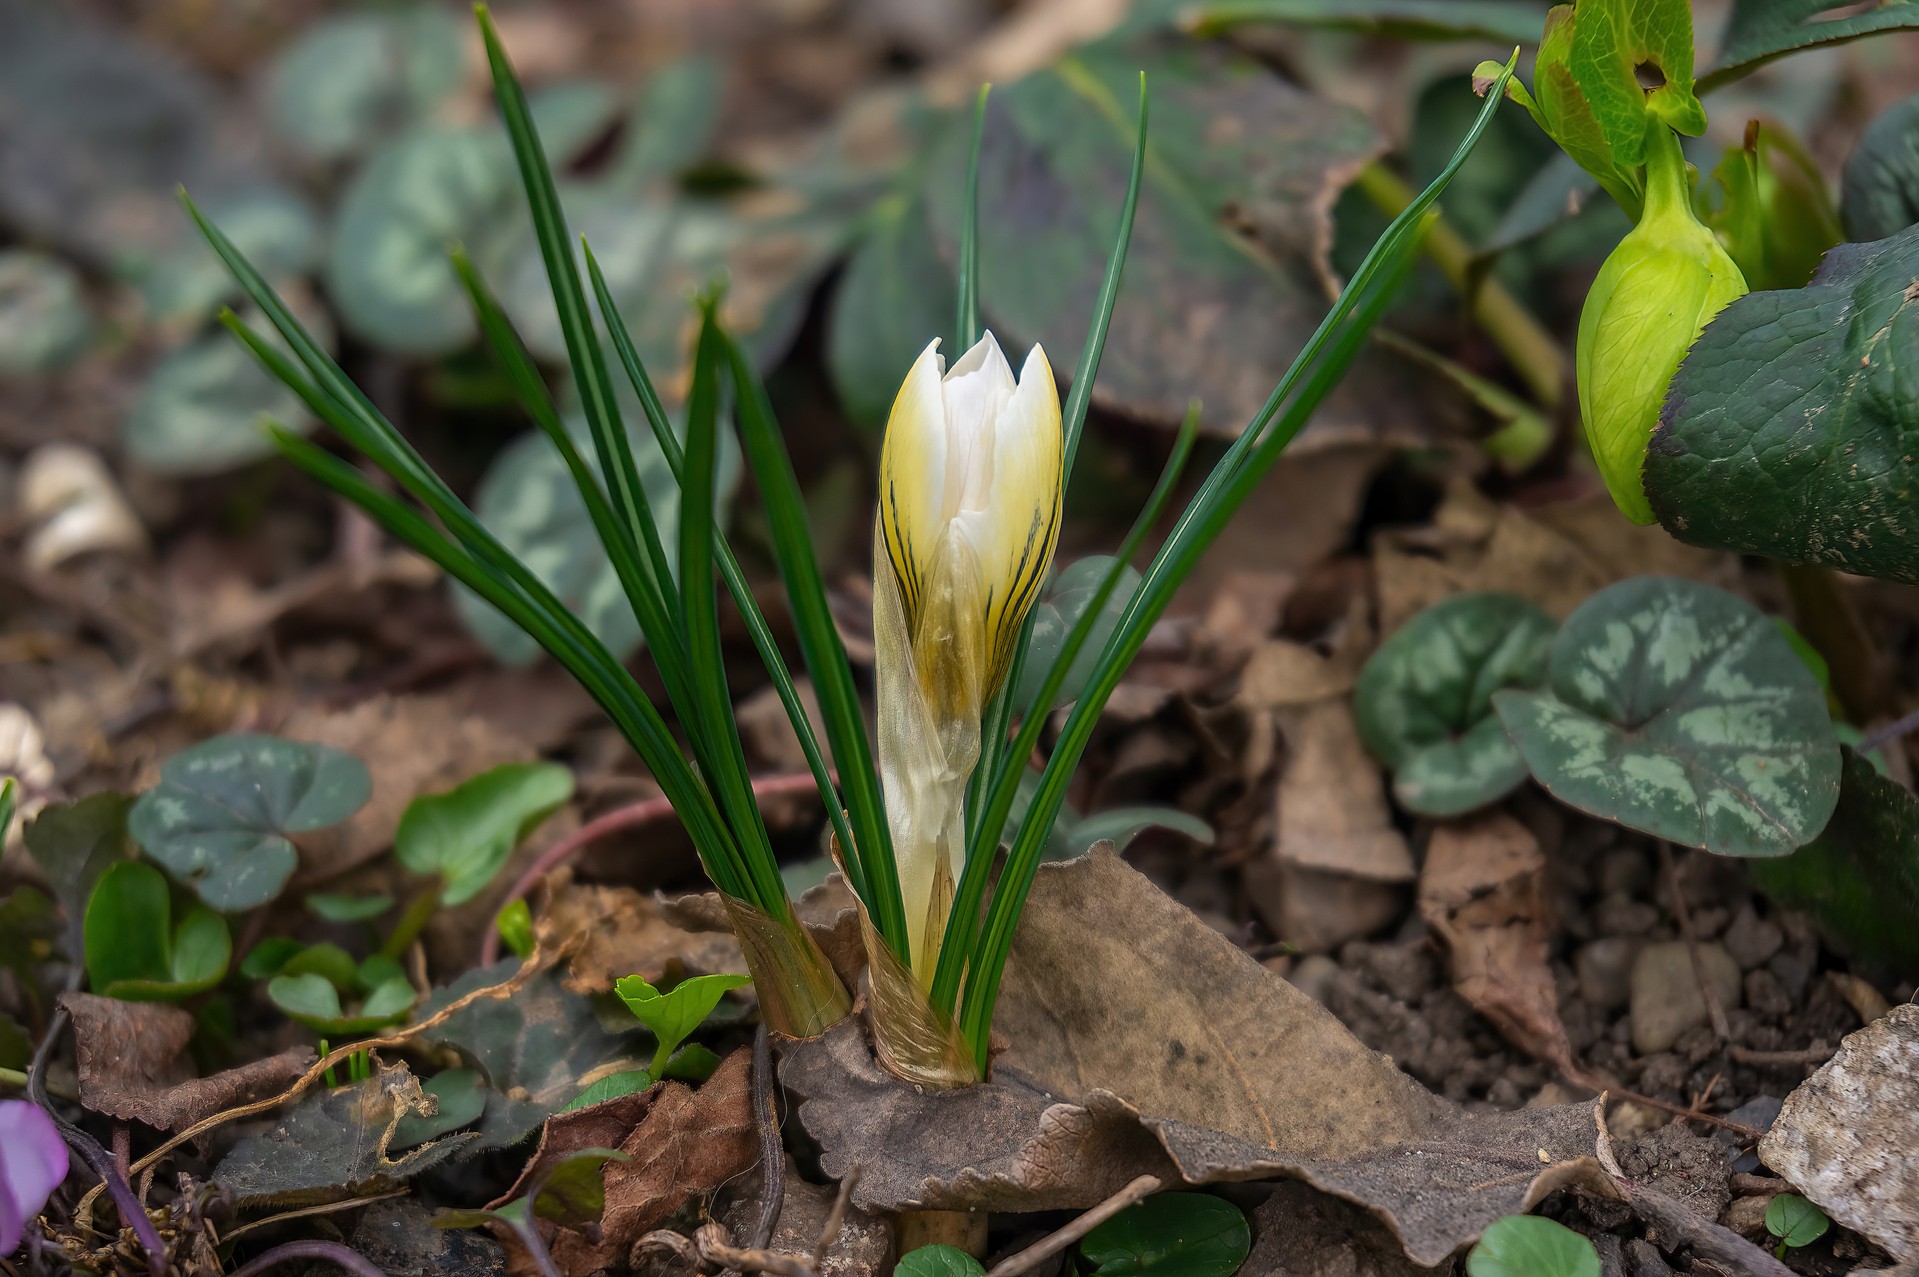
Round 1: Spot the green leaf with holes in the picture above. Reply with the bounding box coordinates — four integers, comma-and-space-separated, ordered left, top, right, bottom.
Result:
1492, 576, 1840, 858
1703, 0, 1919, 93
395, 762, 573, 906
1357, 592, 1555, 817
128, 733, 372, 911
83, 861, 231, 1001
1644, 224, 1919, 584
1748, 748, 1919, 981
1078, 1192, 1250, 1277
1565, 0, 1705, 163
1468, 1216, 1600, 1277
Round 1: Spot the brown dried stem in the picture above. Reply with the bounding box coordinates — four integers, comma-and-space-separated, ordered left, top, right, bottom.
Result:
983, 1175, 1164, 1277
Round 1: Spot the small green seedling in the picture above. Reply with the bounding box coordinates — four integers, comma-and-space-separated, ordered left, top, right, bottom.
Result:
1766, 1194, 1830, 1258
494, 898, 536, 960
896, 1246, 984, 1277
269, 946, 416, 1035
1467, 1215, 1600, 1277
83, 861, 231, 1001
615, 972, 750, 1077
1076, 1192, 1249, 1277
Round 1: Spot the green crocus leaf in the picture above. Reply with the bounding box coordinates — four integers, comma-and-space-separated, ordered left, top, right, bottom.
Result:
1077, 1192, 1250, 1277
1467, 1215, 1601, 1277
1356, 592, 1555, 817
1748, 748, 1919, 981
269, 971, 415, 1034
1765, 1194, 1831, 1250
128, 732, 371, 912
84, 861, 232, 1001
1645, 224, 1919, 583
1841, 93, 1919, 243
392, 1067, 489, 1150
1566, 0, 1705, 164
1703, 0, 1919, 93
263, 7, 467, 166
0, 248, 92, 374
394, 762, 574, 906
896, 1246, 985, 1277
1491, 576, 1841, 859
1017, 557, 1142, 715
132, 184, 321, 327
614, 972, 750, 1066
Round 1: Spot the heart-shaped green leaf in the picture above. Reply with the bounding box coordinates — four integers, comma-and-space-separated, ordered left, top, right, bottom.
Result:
1748, 748, 1919, 980
530, 1147, 630, 1228
1078, 1192, 1249, 1277
896, 1246, 985, 1277
1016, 557, 1142, 715
24, 791, 132, 915
1765, 1194, 1831, 1250
0, 248, 92, 374
129, 733, 371, 911
83, 860, 231, 1001
1842, 93, 1919, 242
1467, 1216, 1600, 1277
263, 8, 467, 166
269, 971, 416, 1034
1356, 592, 1555, 817
1492, 576, 1841, 858
394, 762, 574, 905
614, 972, 750, 1068
1645, 226, 1919, 584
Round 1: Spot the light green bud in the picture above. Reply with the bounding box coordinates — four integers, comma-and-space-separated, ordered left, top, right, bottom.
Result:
1576, 124, 1747, 524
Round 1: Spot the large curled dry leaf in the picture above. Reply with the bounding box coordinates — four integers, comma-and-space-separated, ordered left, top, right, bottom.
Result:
60, 992, 312, 1132
213, 1060, 479, 1206
783, 849, 1598, 1264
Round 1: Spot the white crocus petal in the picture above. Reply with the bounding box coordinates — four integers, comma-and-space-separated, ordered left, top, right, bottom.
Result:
878, 337, 949, 622
968, 342, 1061, 685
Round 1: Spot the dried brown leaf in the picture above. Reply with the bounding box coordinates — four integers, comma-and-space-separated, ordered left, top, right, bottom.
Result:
489, 1087, 659, 1211
538, 870, 745, 997
60, 991, 313, 1131
1272, 698, 1413, 881
784, 849, 1598, 1264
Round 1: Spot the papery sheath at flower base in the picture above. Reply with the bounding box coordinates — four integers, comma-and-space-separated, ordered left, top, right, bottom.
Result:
0, 1100, 69, 1256
864, 330, 1063, 1089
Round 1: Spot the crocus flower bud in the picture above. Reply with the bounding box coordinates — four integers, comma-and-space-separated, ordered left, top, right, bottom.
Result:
1577, 124, 1747, 524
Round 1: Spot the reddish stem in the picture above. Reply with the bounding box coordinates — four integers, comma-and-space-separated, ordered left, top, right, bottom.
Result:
479, 772, 826, 967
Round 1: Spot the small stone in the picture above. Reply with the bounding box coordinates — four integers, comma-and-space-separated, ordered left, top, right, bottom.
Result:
1767, 945, 1814, 1003
1287, 953, 1340, 1006
1720, 1194, 1772, 1237
1591, 1232, 1626, 1277
1722, 906, 1784, 970
1630, 941, 1742, 1054
1624, 1237, 1673, 1277
1594, 891, 1661, 936
1745, 968, 1792, 1020
1576, 937, 1641, 1011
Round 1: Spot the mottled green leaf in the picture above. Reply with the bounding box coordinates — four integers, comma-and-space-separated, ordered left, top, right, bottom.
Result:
281, 942, 360, 991
1078, 1192, 1250, 1277
1492, 576, 1841, 858
828, 192, 955, 430
896, 1246, 985, 1277
1467, 1215, 1600, 1277
1174, 0, 1546, 43
610, 56, 722, 186
128, 733, 371, 911
1841, 93, 1919, 242
213, 1061, 478, 1204
24, 791, 133, 916
133, 185, 321, 326
1748, 748, 1919, 981
263, 7, 466, 165
925, 33, 1381, 434
1704, 0, 1919, 92
1017, 557, 1142, 714
395, 762, 573, 906
0, 248, 91, 374
1357, 593, 1554, 817
83, 861, 231, 1001
1765, 1194, 1830, 1249
122, 306, 327, 474
1645, 224, 1919, 583
422, 961, 642, 1149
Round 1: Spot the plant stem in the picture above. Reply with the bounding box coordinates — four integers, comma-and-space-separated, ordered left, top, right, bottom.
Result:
1353, 162, 1567, 410
380, 885, 442, 962
1777, 562, 1885, 724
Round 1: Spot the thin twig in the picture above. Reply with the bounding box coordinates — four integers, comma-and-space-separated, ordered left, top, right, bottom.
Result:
224, 1239, 389, 1277
811, 1169, 860, 1269
694, 1224, 817, 1277
1859, 705, 1919, 753
983, 1176, 1163, 1277
1563, 1067, 1759, 1138
222, 1190, 409, 1243
1659, 842, 1732, 1042
1729, 1044, 1833, 1069
480, 773, 823, 966
750, 1025, 785, 1250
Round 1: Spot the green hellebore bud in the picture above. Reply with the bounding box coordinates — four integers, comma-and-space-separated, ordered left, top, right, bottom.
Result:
1576, 124, 1747, 525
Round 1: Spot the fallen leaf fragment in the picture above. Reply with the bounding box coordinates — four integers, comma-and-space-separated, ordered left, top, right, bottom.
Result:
785, 849, 1599, 1265
1417, 814, 1573, 1072
1761, 1002, 1919, 1262
537, 869, 745, 996
60, 992, 314, 1132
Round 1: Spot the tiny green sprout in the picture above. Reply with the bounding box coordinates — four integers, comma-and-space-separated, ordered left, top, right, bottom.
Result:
615, 972, 750, 1076
1468, 1216, 1599, 1277
1766, 1194, 1831, 1258
495, 898, 536, 960
896, 1245, 984, 1277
